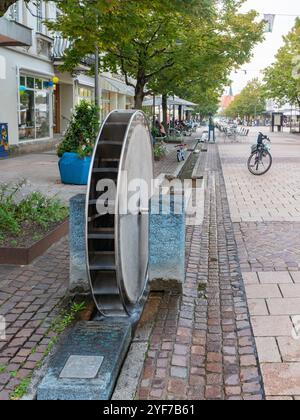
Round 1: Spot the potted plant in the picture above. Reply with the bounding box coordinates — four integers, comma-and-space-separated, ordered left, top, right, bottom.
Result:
153, 141, 167, 161
57, 101, 100, 185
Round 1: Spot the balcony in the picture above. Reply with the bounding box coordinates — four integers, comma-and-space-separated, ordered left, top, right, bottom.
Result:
52, 35, 95, 69
0, 17, 32, 47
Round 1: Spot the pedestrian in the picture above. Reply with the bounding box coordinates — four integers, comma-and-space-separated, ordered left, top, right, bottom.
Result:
208, 114, 216, 143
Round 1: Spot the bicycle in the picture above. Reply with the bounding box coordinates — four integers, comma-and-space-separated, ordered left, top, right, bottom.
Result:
247, 132, 272, 176
175, 143, 187, 162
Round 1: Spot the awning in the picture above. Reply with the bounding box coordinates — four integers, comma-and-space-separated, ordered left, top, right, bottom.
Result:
143, 95, 197, 107
0, 17, 32, 47
100, 76, 135, 97
76, 74, 95, 88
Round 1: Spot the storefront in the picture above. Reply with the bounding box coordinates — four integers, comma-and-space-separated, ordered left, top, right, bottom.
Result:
18, 73, 52, 141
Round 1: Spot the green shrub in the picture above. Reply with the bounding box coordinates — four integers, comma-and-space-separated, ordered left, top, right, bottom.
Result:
0, 181, 68, 241
153, 141, 167, 159
57, 101, 100, 158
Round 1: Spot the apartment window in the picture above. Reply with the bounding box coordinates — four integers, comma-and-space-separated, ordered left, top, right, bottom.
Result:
19, 74, 51, 141
9, 2, 19, 22
36, 0, 43, 33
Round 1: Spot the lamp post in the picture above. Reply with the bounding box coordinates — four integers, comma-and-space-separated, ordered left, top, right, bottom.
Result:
95, 45, 100, 108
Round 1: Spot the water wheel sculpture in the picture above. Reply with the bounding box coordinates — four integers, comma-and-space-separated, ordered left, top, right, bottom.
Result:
86, 110, 154, 317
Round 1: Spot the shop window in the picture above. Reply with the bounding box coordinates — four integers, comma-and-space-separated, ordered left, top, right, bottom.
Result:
26, 77, 34, 89
18, 74, 51, 142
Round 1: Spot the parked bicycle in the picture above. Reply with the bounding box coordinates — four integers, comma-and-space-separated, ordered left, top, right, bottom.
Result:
175, 143, 187, 162
247, 132, 272, 176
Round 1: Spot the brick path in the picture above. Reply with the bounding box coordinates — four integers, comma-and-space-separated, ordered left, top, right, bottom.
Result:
220, 131, 300, 400
135, 144, 263, 400
0, 239, 68, 400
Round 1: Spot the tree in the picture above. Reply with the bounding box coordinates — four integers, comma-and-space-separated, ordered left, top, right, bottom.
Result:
264, 19, 300, 108
0, 0, 20, 16
225, 79, 266, 119
149, 1, 264, 122
48, 0, 264, 109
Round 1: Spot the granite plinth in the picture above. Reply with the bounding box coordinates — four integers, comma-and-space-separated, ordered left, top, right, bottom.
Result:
69, 194, 89, 293
37, 320, 132, 400
149, 194, 186, 291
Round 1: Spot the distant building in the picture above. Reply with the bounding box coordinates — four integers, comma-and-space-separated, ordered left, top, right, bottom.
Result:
219, 86, 235, 113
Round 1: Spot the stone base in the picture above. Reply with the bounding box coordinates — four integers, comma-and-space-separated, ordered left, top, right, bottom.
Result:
69, 194, 89, 294
37, 320, 132, 400
149, 194, 186, 290
150, 276, 183, 293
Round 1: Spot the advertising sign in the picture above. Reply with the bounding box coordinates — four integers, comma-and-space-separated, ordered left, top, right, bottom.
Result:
0, 123, 9, 159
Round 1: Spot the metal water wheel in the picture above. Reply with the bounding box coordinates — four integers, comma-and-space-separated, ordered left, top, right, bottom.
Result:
86, 110, 154, 317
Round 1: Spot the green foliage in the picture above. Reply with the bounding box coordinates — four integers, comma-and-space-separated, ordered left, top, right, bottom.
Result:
47, 0, 264, 109
264, 19, 300, 107
10, 377, 31, 400
151, 127, 160, 138
225, 79, 266, 118
0, 365, 6, 373
57, 101, 100, 158
0, 181, 68, 241
153, 142, 167, 160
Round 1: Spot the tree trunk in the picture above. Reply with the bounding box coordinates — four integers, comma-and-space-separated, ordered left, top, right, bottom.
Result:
178, 105, 182, 121
162, 94, 168, 131
134, 80, 145, 110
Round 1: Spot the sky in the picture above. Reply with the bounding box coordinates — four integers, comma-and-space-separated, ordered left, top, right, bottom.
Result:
228, 0, 300, 95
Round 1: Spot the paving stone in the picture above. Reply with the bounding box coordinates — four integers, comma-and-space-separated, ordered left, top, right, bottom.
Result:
251, 316, 294, 337
248, 299, 269, 316
291, 273, 300, 284
279, 284, 300, 298
262, 363, 300, 396
245, 284, 281, 299
267, 298, 300, 316
255, 337, 281, 363
277, 337, 300, 362
242, 273, 259, 285
258, 272, 293, 285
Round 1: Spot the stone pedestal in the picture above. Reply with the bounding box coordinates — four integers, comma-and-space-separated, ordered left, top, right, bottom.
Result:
37, 320, 132, 400
69, 194, 89, 294
149, 194, 186, 292
68, 193, 186, 293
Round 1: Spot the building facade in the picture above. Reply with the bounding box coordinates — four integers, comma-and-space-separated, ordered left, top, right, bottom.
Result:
0, 1, 135, 151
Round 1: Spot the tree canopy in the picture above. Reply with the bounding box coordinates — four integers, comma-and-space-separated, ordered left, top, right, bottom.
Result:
264, 19, 300, 108
224, 79, 266, 119
48, 0, 264, 109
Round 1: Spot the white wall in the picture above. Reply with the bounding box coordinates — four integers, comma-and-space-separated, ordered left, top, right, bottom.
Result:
0, 47, 54, 145
0, 1, 57, 145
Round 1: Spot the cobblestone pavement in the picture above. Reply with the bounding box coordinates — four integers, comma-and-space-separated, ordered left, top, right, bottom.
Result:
219, 130, 300, 400
135, 144, 263, 400
234, 222, 300, 272
0, 133, 200, 400
0, 239, 69, 400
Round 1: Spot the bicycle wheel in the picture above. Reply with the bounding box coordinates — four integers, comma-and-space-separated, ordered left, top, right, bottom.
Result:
247, 150, 272, 176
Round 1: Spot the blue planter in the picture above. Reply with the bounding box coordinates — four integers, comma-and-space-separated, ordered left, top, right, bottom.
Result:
58, 153, 92, 185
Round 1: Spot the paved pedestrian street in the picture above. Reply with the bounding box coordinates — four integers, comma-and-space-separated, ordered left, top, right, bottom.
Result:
132, 141, 264, 400
219, 130, 300, 400
1, 130, 300, 400
120, 129, 300, 401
